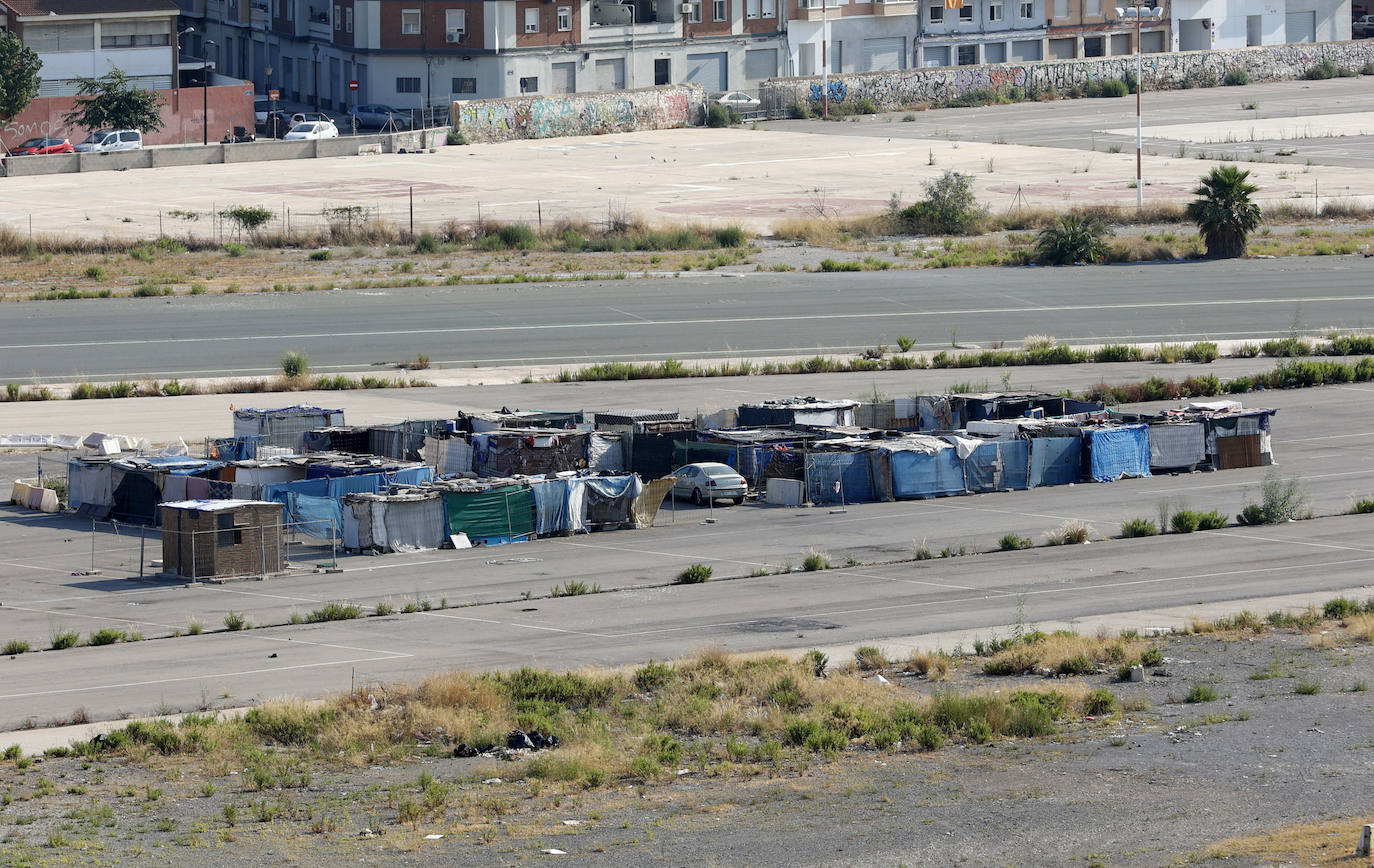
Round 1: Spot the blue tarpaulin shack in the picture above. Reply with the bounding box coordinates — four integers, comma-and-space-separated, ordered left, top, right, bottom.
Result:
962, 439, 1030, 493
1083, 424, 1152, 482
1028, 437, 1082, 488
805, 450, 876, 504
882, 438, 966, 500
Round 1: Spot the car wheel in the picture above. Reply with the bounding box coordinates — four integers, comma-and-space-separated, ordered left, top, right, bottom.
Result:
732, 496, 744, 505
691, 488, 704, 506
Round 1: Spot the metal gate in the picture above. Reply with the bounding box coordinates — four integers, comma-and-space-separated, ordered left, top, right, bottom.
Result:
863, 36, 906, 71
685, 52, 727, 91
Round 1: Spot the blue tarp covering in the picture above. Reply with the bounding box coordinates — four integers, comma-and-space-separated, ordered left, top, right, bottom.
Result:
889, 448, 965, 499
283, 493, 343, 538
964, 440, 1030, 493
1085, 425, 1152, 482
1028, 437, 1081, 488
531, 478, 578, 535
806, 452, 875, 504
388, 466, 433, 487
263, 474, 383, 504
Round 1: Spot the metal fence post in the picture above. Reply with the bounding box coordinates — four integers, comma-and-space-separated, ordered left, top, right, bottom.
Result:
260, 522, 266, 577
190, 527, 197, 583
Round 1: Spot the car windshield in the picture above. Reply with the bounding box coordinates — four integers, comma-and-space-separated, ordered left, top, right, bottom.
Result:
295, 124, 317, 132
81, 131, 110, 143
18, 138, 44, 148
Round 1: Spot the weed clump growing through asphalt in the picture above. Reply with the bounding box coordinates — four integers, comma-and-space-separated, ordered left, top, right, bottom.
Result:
676, 563, 713, 584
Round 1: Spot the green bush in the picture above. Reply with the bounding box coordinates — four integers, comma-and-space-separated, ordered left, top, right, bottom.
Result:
1171, 510, 1202, 534
1034, 214, 1113, 265
223, 611, 249, 631
1139, 646, 1165, 667
803, 649, 828, 678
88, 628, 124, 646
1195, 509, 1227, 530
279, 350, 309, 378
305, 601, 363, 623
1323, 597, 1359, 618
634, 661, 674, 692
1351, 499, 1374, 514
802, 552, 830, 571
713, 226, 746, 248
706, 103, 733, 127
1304, 58, 1354, 80
3, 639, 30, 655
1294, 678, 1321, 695
1095, 79, 1130, 98
497, 223, 536, 249
676, 563, 713, 584
1184, 683, 1218, 703
1120, 517, 1159, 538
1222, 68, 1250, 86
1237, 471, 1311, 525
998, 533, 1033, 551
50, 631, 79, 650
1082, 688, 1117, 715
1184, 341, 1219, 363
446, 130, 468, 146
899, 170, 985, 235
308, 249, 331, 261
854, 97, 878, 114
1094, 344, 1143, 363
1055, 654, 1095, 676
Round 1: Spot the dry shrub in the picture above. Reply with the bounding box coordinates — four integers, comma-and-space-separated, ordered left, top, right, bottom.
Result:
1341, 613, 1374, 644
905, 650, 951, 680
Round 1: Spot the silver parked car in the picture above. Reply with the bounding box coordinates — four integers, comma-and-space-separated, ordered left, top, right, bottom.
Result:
73, 129, 143, 153
346, 104, 412, 130
670, 462, 748, 505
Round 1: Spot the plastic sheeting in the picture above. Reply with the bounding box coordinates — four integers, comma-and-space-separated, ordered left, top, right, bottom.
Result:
283, 493, 343, 539
424, 436, 473, 476
1148, 423, 1206, 470
963, 440, 1030, 493
888, 447, 964, 500
583, 475, 643, 527
344, 494, 446, 552
67, 460, 113, 510
807, 452, 876, 504
443, 485, 535, 545
1028, 437, 1081, 488
1085, 425, 1152, 482
587, 433, 627, 473
531, 478, 587, 535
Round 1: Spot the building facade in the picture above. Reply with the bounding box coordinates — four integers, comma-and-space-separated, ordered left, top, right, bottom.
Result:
1, 0, 182, 96
171, 0, 1349, 111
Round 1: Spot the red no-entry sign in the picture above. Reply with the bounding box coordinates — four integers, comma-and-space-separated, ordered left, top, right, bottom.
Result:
348, 79, 359, 91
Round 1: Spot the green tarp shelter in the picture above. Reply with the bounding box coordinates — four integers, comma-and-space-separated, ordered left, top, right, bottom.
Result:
443, 484, 535, 544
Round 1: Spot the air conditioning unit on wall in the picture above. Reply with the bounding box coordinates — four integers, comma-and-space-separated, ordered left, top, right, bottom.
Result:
681, 3, 693, 12
446, 30, 464, 42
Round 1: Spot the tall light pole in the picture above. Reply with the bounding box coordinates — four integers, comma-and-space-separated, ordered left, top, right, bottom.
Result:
312, 44, 321, 112
820, 0, 829, 118
1117, 4, 1162, 208
203, 40, 216, 145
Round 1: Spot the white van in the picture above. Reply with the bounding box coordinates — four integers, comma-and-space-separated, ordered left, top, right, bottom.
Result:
74, 129, 143, 153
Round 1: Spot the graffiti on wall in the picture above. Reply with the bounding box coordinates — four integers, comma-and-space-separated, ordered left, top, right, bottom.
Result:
762, 42, 1374, 113
455, 85, 703, 143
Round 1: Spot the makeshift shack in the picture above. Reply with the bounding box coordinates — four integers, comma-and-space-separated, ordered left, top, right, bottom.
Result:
738, 398, 859, 428
160, 500, 284, 580
233, 406, 344, 453
341, 490, 447, 552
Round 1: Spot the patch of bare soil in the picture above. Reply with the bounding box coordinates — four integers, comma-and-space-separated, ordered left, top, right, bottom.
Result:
2, 626, 1371, 866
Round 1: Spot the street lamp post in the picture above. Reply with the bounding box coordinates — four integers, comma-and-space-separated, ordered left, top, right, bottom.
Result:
203, 40, 216, 146
1116, 4, 1163, 208
820, 0, 829, 118
312, 44, 321, 112
177, 26, 195, 145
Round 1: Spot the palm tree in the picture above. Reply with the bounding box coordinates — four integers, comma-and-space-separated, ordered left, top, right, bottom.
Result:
1034, 214, 1113, 265
1186, 165, 1262, 259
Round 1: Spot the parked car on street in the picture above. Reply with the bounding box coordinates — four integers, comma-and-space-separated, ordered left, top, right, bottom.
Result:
282, 120, 339, 140
346, 104, 412, 130
708, 90, 761, 110
73, 129, 143, 153
8, 137, 75, 156
254, 95, 273, 125
1354, 14, 1374, 36
669, 462, 748, 505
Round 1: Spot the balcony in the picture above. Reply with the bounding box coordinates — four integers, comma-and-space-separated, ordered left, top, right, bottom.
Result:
583, 19, 681, 41
251, 3, 269, 29
308, 18, 332, 41
874, 0, 919, 15
792, 0, 840, 21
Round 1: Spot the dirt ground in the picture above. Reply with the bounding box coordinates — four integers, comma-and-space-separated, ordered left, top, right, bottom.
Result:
2, 624, 1372, 867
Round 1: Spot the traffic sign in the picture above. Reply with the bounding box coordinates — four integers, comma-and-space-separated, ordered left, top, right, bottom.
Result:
268, 89, 279, 101
348, 79, 359, 91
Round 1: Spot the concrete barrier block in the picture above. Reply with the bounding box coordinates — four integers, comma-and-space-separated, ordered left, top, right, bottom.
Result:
78, 150, 152, 172
1358, 824, 1371, 857
224, 140, 312, 163
1128, 664, 1145, 682
3, 153, 80, 176
151, 145, 223, 168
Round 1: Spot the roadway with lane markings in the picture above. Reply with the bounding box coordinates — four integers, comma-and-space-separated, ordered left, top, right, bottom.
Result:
2, 256, 1372, 382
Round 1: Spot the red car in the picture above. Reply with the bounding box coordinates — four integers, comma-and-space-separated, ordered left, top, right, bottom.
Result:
8, 136, 75, 156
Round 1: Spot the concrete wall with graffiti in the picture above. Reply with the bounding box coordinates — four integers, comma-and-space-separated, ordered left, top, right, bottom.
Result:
760, 42, 1374, 113
453, 85, 704, 143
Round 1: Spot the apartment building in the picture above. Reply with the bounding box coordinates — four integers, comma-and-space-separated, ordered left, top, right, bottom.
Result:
0, 0, 182, 96
172, 0, 1349, 111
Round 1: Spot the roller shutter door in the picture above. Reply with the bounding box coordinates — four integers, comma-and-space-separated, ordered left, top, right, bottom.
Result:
863, 36, 906, 71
